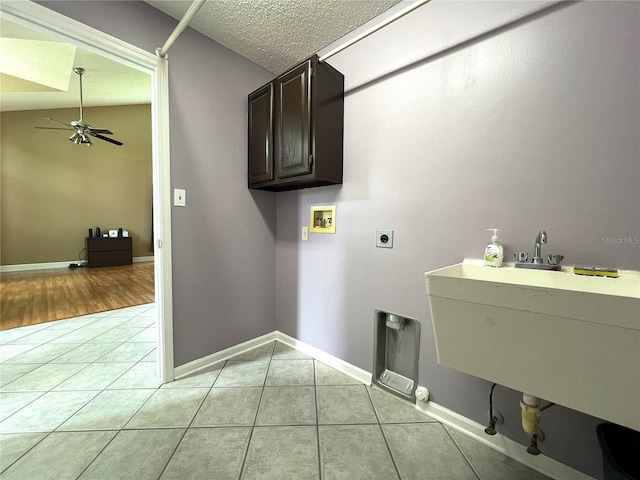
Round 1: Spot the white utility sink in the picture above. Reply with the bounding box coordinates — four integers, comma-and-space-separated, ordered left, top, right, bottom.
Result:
425, 259, 640, 430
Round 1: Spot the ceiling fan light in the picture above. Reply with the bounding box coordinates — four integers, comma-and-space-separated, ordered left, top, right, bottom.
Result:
68, 131, 92, 145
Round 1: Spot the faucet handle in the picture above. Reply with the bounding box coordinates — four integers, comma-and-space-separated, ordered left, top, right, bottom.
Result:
514, 252, 529, 262
547, 254, 564, 265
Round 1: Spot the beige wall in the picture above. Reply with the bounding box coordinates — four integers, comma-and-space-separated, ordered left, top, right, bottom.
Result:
1, 104, 153, 265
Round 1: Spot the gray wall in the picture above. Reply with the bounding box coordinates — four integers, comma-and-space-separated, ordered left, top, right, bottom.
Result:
275, 2, 639, 479
38, 1, 277, 366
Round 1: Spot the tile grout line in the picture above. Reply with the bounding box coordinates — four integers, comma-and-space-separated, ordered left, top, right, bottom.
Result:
1, 307, 146, 390
0, 430, 52, 474
2, 314, 144, 385
313, 358, 322, 480
0, 389, 48, 428
443, 423, 483, 480
0, 308, 135, 474
154, 360, 224, 480
74, 428, 121, 479
0, 343, 46, 363
65, 309, 163, 479
58, 318, 154, 412
65, 306, 162, 479
31, 315, 160, 478
364, 385, 402, 480
236, 341, 276, 480
2, 360, 107, 432
0, 304, 157, 477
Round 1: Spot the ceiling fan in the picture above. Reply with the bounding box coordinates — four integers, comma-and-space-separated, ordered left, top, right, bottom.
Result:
35, 67, 123, 146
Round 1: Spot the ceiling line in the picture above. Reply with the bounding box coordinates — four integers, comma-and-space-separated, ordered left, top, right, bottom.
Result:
319, 0, 431, 62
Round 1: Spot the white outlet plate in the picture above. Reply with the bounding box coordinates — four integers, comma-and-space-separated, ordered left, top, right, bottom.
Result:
174, 188, 186, 207
302, 226, 309, 241
376, 230, 394, 248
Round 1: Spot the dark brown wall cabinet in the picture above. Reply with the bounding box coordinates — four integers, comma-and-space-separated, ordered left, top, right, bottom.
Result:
248, 55, 344, 191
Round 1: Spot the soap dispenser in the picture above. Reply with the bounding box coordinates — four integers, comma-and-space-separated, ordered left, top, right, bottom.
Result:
484, 229, 504, 267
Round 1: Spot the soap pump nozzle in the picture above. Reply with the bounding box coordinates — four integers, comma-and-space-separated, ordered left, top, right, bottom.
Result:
487, 228, 499, 242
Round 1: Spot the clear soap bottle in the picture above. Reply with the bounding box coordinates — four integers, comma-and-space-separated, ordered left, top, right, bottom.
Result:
484, 228, 504, 267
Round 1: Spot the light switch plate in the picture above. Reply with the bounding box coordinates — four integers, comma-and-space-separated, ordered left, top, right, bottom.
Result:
302, 226, 309, 241
174, 188, 186, 207
376, 230, 394, 248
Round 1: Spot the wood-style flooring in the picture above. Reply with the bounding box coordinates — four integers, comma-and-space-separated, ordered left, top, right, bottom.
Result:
0, 262, 154, 330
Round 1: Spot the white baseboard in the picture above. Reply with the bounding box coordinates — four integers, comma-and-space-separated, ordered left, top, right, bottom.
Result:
274, 331, 373, 386
133, 256, 154, 263
1, 257, 154, 272
415, 399, 596, 480
173, 331, 279, 379
173, 330, 372, 386
1, 260, 76, 272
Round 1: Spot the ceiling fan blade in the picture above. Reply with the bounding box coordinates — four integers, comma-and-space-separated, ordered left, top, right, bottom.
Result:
45, 117, 73, 128
86, 128, 114, 135
89, 132, 123, 146
37, 70, 121, 146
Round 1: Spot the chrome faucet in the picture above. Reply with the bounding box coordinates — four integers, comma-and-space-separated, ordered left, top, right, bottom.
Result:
515, 230, 561, 271
533, 230, 547, 264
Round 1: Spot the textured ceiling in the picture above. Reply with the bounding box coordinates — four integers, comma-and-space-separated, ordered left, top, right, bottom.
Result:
1, 0, 400, 111
144, 0, 401, 74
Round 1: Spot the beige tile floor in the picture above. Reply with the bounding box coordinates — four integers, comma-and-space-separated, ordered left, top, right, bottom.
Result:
0, 304, 551, 479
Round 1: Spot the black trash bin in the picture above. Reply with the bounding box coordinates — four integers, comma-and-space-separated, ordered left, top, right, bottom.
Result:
597, 423, 640, 480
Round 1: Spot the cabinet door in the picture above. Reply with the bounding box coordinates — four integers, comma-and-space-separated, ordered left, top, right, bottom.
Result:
275, 61, 312, 179
248, 84, 273, 184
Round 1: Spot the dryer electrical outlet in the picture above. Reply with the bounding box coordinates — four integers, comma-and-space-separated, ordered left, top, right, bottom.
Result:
376, 230, 394, 248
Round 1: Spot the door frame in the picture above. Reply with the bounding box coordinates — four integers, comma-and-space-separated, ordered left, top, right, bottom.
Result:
1, 1, 175, 382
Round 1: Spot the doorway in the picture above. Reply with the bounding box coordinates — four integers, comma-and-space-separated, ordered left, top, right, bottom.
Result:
0, 1, 174, 382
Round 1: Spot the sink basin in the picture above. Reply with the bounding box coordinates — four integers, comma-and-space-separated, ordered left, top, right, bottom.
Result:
425, 259, 640, 430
